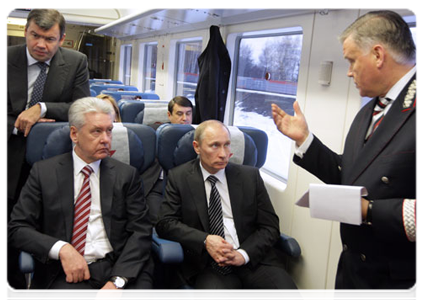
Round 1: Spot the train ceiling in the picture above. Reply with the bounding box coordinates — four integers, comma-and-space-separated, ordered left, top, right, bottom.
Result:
93, 9, 313, 40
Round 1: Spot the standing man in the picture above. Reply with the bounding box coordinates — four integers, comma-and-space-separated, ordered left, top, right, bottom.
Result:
8, 9, 90, 214
272, 10, 415, 289
8, 97, 153, 289
156, 120, 297, 289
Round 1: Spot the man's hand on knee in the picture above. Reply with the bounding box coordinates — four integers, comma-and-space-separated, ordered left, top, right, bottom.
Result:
59, 244, 90, 283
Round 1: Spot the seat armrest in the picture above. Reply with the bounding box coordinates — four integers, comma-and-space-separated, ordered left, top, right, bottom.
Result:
19, 251, 34, 274
152, 230, 184, 264
276, 233, 301, 258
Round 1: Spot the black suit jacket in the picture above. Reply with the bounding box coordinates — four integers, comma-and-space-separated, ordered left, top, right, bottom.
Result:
294, 75, 416, 288
8, 153, 152, 288
7, 44, 90, 200
156, 159, 283, 284
193, 26, 231, 123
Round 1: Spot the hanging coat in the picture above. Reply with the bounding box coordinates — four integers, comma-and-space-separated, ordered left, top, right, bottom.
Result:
193, 25, 231, 123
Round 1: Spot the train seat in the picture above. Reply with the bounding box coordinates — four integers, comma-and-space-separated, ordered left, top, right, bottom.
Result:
119, 99, 169, 124
101, 90, 160, 101
152, 123, 301, 288
19, 121, 157, 288
90, 83, 138, 96
89, 79, 123, 85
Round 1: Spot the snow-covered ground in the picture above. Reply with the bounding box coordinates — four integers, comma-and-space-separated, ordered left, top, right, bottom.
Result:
233, 106, 293, 180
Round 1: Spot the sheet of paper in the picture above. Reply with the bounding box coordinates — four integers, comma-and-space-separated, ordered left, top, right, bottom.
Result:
296, 184, 368, 225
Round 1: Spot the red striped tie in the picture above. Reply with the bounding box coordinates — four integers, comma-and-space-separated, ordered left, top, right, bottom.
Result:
71, 165, 93, 256
366, 97, 392, 140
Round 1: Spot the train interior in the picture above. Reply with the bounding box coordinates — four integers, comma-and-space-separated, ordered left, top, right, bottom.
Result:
5, 6, 418, 295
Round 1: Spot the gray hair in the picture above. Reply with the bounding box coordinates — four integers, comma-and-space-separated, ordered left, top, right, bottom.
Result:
194, 120, 231, 144
69, 97, 115, 129
339, 10, 415, 65
26, 9, 66, 39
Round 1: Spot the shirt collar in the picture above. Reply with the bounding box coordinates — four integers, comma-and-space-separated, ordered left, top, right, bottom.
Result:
385, 66, 416, 101
199, 161, 226, 185
72, 149, 101, 176
26, 47, 51, 67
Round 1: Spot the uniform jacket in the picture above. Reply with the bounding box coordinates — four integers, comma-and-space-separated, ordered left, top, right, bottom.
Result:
8, 153, 152, 288
156, 159, 284, 283
294, 75, 416, 288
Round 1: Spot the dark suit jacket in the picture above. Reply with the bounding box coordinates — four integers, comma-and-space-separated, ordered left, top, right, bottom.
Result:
8, 153, 152, 288
193, 25, 231, 123
7, 44, 90, 200
156, 159, 283, 284
294, 75, 416, 289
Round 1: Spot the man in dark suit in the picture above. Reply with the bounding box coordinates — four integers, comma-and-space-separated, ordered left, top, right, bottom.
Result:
144, 96, 194, 223
8, 9, 90, 214
272, 10, 415, 289
156, 120, 296, 289
8, 97, 153, 289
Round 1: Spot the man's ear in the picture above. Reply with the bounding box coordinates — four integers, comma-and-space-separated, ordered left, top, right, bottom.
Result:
193, 140, 200, 155
372, 44, 386, 68
70, 126, 78, 144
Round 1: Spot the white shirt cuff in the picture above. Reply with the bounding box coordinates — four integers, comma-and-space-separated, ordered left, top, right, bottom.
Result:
49, 241, 68, 260
237, 248, 250, 265
294, 132, 314, 159
39, 102, 47, 118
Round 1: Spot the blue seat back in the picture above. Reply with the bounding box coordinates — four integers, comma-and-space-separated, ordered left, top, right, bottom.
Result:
89, 79, 123, 85
26, 122, 156, 174
156, 123, 268, 173
119, 99, 169, 124
90, 84, 138, 96
101, 90, 160, 101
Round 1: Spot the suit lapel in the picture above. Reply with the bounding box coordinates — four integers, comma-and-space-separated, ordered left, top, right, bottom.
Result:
57, 153, 75, 242
187, 160, 209, 231
346, 75, 416, 184
99, 158, 115, 240
9, 45, 29, 112
43, 48, 67, 102
225, 163, 244, 237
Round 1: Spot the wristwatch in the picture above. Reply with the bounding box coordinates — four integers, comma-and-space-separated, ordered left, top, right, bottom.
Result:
110, 276, 128, 289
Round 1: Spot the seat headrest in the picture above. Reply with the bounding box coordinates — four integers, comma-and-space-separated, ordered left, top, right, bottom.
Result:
27, 122, 156, 174
156, 124, 262, 172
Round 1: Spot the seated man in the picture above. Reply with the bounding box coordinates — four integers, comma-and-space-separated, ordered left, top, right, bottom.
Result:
8, 97, 153, 289
148, 95, 193, 130
156, 120, 297, 289
143, 95, 194, 223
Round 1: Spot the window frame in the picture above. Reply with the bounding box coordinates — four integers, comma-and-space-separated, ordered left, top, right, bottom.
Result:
229, 27, 304, 183
173, 39, 203, 100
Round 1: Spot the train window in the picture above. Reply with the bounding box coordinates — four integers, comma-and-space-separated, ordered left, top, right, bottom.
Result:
232, 28, 303, 182
174, 40, 202, 102
143, 43, 157, 93
121, 44, 132, 85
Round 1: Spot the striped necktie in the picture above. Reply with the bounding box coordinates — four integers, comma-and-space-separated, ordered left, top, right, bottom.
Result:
207, 175, 232, 275
71, 165, 93, 256
29, 62, 48, 108
365, 97, 392, 140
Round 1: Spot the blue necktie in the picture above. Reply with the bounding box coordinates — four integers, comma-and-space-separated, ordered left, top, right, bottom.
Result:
29, 62, 48, 108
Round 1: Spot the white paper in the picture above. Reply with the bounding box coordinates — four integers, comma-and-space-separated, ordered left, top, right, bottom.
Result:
296, 184, 368, 225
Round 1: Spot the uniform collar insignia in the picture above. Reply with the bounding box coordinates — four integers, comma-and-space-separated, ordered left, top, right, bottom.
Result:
403, 79, 416, 109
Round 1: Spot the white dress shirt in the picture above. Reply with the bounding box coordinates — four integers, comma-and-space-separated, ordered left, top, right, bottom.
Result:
199, 162, 250, 264
48, 151, 113, 262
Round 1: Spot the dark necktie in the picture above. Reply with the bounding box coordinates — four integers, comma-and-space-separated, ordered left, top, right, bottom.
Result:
207, 175, 232, 275
366, 97, 392, 140
71, 165, 93, 256
29, 62, 48, 108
